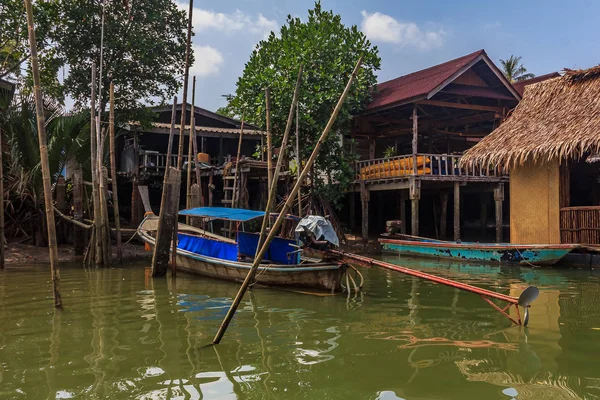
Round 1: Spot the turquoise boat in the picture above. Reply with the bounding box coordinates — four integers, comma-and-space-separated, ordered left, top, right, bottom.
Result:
379, 234, 578, 265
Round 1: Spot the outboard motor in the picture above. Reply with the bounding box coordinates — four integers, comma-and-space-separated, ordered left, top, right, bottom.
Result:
295, 215, 340, 250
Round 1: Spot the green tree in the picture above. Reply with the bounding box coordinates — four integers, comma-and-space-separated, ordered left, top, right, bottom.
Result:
500, 55, 535, 83
223, 1, 380, 207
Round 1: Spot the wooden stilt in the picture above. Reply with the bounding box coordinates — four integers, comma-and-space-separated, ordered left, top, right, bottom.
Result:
349, 191, 355, 231
480, 193, 488, 238
73, 167, 85, 255
130, 131, 140, 225
186, 76, 197, 223
360, 181, 369, 241
412, 105, 418, 173
454, 181, 460, 242
151, 96, 178, 277
410, 177, 420, 236
208, 171, 214, 207
400, 191, 407, 234
440, 192, 448, 240
109, 83, 122, 262
494, 183, 504, 243
213, 56, 363, 344
24, 0, 62, 307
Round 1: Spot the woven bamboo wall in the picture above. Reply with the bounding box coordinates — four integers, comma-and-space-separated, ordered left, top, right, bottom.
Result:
510, 159, 560, 244
560, 206, 600, 244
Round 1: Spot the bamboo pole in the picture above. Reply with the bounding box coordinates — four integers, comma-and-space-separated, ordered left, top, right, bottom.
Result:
98, 128, 111, 266
254, 66, 303, 258
109, 83, 122, 262
227, 119, 245, 235
0, 127, 4, 269
213, 56, 362, 344
295, 103, 302, 217
90, 63, 102, 266
186, 76, 196, 223
24, 0, 62, 307
177, 0, 194, 170
265, 88, 272, 199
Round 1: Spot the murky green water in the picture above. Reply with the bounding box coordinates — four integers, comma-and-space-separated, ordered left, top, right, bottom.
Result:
1, 255, 600, 399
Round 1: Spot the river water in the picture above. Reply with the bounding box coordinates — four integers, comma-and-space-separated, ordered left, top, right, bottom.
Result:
1, 255, 600, 399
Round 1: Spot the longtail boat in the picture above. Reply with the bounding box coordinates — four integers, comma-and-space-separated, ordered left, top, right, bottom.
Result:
137, 207, 348, 291
379, 234, 578, 265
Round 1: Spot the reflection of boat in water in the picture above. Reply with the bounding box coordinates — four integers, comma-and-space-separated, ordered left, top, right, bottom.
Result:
380, 234, 577, 265
138, 208, 347, 291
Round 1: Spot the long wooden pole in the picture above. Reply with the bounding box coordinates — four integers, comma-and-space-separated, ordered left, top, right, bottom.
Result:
177, 0, 194, 170
254, 66, 303, 258
186, 76, 196, 223
295, 103, 302, 217
213, 56, 362, 344
90, 63, 103, 266
24, 0, 62, 307
230, 119, 245, 209
265, 88, 272, 198
0, 127, 4, 269
109, 83, 122, 262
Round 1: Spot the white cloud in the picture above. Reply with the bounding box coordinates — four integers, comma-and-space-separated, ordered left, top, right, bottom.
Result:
189, 45, 224, 77
360, 11, 445, 50
483, 21, 502, 31
176, 2, 278, 38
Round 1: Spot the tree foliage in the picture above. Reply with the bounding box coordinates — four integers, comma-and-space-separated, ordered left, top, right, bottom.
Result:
222, 2, 380, 207
1, 0, 190, 114
500, 55, 535, 83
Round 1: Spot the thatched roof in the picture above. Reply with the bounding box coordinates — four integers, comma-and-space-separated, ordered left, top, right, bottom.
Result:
461, 65, 600, 169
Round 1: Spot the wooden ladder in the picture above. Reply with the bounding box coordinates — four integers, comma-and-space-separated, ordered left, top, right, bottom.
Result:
221, 172, 239, 238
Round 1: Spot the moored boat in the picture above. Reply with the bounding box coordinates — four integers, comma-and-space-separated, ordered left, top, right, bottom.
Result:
137, 208, 347, 291
379, 234, 578, 265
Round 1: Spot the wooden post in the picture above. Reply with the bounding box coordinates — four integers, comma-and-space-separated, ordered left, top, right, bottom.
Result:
410, 177, 420, 236
131, 131, 140, 224
24, 0, 62, 307
400, 191, 407, 234
151, 168, 181, 276
177, 0, 193, 170
494, 183, 504, 243
412, 105, 418, 174
0, 128, 4, 269
208, 171, 214, 207
454, 181, 460, 242
213, 56, 362, 344
56, 176, 66, 243
368, 139, 376, 160
360, 181, 369, 241
265, 87, 273, 195
253, 66, 303, 258
73, 167, 85, 255
151, 96, 178, 277
479, 193, 488, 238
349, 191, 356, 231
109, 83, 122, 261
186, 77, 197, 223
230, 118, 245, 209
89, 63, 103, 266
295, 102, 302, 217
440, 192, 449, 240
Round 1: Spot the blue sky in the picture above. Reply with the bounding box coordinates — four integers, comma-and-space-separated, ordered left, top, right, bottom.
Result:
181, 0, 600, 111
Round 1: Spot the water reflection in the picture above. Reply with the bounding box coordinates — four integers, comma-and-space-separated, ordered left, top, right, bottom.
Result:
0, 258, 599, 399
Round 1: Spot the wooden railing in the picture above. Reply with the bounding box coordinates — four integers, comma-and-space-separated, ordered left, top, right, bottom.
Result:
355, 153, 506, 181
138, 150, 221, 173
560, 206, 600, 244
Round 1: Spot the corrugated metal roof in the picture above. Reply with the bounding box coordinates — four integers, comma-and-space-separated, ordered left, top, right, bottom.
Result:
366, 50, 486, 111
131, 122, 265, 136
512, 72, 561, 96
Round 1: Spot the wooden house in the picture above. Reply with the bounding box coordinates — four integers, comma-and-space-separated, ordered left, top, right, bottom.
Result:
118, 104, 267, 222
462, 66, 600, 245
349, 50, 521, 241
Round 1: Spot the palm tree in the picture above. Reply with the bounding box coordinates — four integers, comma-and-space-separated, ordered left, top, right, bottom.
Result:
500, 55, 535, 83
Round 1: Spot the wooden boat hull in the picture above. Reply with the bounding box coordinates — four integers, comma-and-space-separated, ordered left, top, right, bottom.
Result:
379, 237, 577, 265
138, 217, 345, 291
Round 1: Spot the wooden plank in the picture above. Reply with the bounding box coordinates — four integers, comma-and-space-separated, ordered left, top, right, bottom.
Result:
417, 99, 504, 113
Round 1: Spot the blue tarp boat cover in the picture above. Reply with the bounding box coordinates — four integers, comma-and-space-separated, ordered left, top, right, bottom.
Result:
179, 207, 265, 222
237, 232, 299, 265
177, 233, 238, 261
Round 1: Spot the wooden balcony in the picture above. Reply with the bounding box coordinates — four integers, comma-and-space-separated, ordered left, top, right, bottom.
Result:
354, 153, 508, 186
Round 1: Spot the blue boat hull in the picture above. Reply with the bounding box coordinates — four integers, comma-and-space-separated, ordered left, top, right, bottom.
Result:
379, 238, 575, 265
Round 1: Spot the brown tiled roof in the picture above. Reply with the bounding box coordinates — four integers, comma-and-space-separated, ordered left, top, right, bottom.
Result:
366, 50, 486, 111
512, 72, 561, 96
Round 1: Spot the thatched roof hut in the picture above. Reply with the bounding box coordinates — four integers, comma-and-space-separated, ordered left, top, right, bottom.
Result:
461, 65, 600, 169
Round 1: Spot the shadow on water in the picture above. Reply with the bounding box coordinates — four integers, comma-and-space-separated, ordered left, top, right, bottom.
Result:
0, 258, 599, 399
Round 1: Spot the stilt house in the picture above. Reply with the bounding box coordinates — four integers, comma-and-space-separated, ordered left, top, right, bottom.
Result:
462, 66, 600, 244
